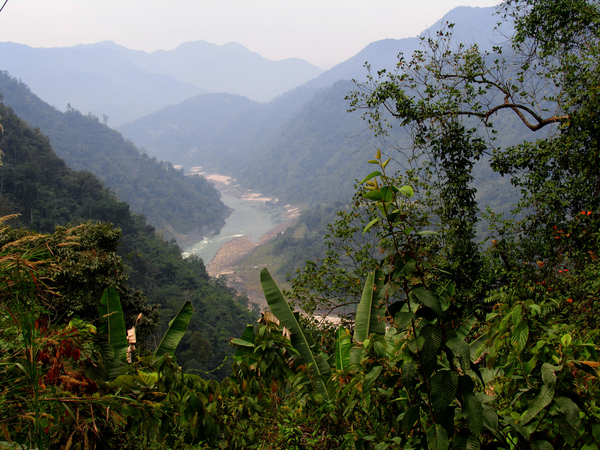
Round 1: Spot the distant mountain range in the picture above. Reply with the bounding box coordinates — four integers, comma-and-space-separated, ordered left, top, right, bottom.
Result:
118, 6, 523, 207
0, 40, 322, 125
0, 5, 524, 210
0, 6, 507, 127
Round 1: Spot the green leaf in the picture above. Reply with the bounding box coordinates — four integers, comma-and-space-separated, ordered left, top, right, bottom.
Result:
462, 394, 484, 435
363, 218, 380, 235
399, 185, 414, 198
446, 338, 471, 372
99, 287, 128, 379
382, 157, 391, 168
419, 324, 443, 362
531, 441, 554, 450
511, 321, 529, 352
402, 361, 418, 389
155, 301, 193, 357
527, 303, 542, 316
554, 396, 581, 430
541, 363, 562, 386
260, 268, 330, 399
230, 338, 255, 348
407, 336, 426, 354
482, 404, 498, 433
387, 301, 404, 319
394, 311, 415, 330
456, 316, 477, 339
233, 325, 256, 359
402, 404, 421, 436
239, 324, 255, 344
396, 258, 416, 278
416, 230, 438, 236
412, 287, 443, 317
469, 333, 488, 361
360, 171, 382, 184
351, 269, 386, 365
430, 370, 458, 413
426, 424, 449, 450
363, 190, 383, 201
380, 186, 394, 202
520, 384, 555, 425
335, 327, 352, 371
364, 365, 383, 392
452, 435, 481, 450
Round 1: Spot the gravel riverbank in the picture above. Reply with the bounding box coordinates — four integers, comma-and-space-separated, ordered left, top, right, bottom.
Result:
206, 219, 295, 278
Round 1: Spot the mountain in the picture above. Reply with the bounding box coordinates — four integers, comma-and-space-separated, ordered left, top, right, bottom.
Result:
0, 73, 230, 240
118, 83, 323, 171
88, 40, 323, 103
0, 42, 204, 125
119, 6, 524, 208
0, 40, 322, 125
307, 6, 509, 90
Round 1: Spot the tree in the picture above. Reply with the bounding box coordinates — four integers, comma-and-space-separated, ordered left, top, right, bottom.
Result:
340, 0, 600, 312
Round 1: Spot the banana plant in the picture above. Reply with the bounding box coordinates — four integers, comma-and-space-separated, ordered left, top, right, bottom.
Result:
155, 301, 194, 357
349, 268, 386, 367
260, 268, 330, 399
98, 287, 193, 379
334, 327, 352, 371
98, 287, 129, 379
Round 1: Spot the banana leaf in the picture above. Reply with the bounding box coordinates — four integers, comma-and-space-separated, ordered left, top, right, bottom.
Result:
335, 327, 352, 371
260, 268, 330, 399
350, 268, 386, 366
232, 324, 257, 362
98, 287, 128, 379
155, 300, 193, 357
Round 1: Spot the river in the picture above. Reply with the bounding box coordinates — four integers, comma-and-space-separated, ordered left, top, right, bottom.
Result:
181, 190, 290, 266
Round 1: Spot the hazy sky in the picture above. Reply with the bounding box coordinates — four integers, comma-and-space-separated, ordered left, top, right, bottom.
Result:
0, 0, 500, 68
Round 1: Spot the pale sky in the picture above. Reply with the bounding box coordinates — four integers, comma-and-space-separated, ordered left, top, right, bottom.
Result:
0, 0, 501, 68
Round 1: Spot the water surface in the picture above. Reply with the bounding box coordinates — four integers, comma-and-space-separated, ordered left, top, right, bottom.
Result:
182, 193, 287, 265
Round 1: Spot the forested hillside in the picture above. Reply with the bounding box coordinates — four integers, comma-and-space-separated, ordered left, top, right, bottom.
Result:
0, 72, 229, 240
0, 99, 257, 379
118, 7, 531, 209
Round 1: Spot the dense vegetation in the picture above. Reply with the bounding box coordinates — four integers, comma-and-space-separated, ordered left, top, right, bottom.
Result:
0, 72, 230, 239
2, 1, 600, 449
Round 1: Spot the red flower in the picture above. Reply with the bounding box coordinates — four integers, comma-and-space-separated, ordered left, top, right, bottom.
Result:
567, 298, 573, 303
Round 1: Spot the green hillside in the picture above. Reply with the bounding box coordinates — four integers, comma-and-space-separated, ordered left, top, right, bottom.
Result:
0, 99, 257, 378
0, 72, 229, 240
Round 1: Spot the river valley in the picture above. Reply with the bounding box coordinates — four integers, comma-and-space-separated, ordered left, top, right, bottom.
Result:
182, 172, 299, 307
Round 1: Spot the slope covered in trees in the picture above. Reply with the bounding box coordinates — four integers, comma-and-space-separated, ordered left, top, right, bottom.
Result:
0, 99, 257, 378
0, 72, 229, 240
